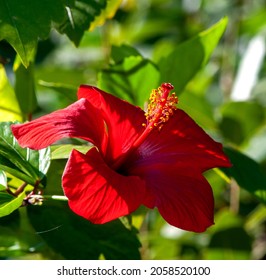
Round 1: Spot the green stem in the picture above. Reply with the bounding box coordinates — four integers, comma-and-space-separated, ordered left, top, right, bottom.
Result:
43, 195, 68, 201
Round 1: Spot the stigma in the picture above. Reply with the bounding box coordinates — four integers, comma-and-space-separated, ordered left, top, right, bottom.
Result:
144, 83, 178, 131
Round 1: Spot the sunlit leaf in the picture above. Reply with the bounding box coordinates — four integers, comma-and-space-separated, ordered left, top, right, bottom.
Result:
98, 54, 160, 107
222, 147, 266, 204
51, 144, 91, 160
159, 17, 228, 95
0, 65, 22, 122
0, 191, 26, 218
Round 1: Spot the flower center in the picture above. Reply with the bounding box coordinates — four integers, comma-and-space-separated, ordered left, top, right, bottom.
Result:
112, 83, 178, 171
144, 83, 178, 131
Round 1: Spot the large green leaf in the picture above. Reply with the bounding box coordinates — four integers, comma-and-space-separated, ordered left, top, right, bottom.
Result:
0, 0, 72, 67
98, 52, 160, 107
159, 17, 228, 95
0, 65, 22, 122
222, 147, 266, 204
0, 0, 112, 67
0, 122, 50, 187
27, 200, 141, 260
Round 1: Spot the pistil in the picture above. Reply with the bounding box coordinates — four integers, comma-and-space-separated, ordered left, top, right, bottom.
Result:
112, 83, 178, 170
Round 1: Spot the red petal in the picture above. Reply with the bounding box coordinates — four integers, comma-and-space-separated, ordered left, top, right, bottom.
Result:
128, 109, 231, 173
62, 147, 147, 224
138, 166, 214, 232
156, 172, 214, 232
77, 85, 146, 165
11, 98, 108, 153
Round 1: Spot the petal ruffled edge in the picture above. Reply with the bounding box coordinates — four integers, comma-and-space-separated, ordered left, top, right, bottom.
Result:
11, 98, 108, 154
62, 147, 147, 224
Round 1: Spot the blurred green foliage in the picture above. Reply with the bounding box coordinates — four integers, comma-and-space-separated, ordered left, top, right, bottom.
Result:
1, 0, 266, 260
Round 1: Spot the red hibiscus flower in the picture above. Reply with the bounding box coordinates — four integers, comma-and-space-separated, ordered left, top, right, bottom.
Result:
11, 83, 231, 232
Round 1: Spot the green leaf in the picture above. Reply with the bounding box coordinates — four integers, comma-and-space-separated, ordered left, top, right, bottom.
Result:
110, 44, 141, 64
27, 200, 141, 260
0, 0, 72, 67
0, 191, 26, 218
38, 80, 77, 103
220, 101, 265, 145
14, 57, 37, 118
0, 122, 50, 187
51, 144, 91, 160
222, 147, 266, 204
55, 0, 107, 46
159, 17, 228, 95
0, 65, 22, 122
98, 54, 160, 107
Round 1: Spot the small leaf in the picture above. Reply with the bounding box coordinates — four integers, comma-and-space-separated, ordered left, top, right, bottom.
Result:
0, 65, 22, 122
0, 191, 26, 218
222, 147, 266, 204
159, 17, 228, 95
14, 56, 37, 119
98, 54, 160, 107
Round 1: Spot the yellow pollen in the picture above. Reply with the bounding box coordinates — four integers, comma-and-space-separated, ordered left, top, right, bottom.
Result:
144, 83, 178, 130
